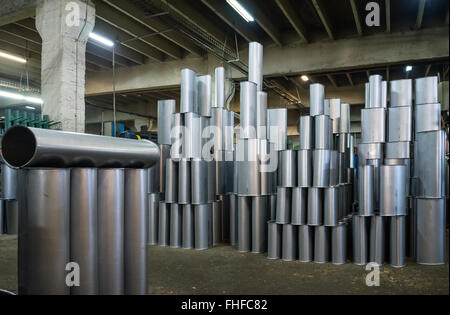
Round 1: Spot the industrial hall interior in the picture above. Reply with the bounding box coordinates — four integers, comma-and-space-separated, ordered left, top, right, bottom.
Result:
0, 0, 448, 296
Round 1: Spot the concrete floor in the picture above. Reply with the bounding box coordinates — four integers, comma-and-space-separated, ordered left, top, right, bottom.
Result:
0, 234, 448, 295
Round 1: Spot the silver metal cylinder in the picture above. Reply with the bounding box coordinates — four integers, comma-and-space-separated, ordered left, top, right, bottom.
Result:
23, 169, 70, 295
369, 216, 386, 266
230, 194, 238, 246
191, 159, 209, 204
415, 76, 438, 105
267, 108, 287, 151
291, 187, 307, 225
269, 194, 277, 221
182, 205, 195, 249
310, 84, 325, 116
238, 196, 252, 253
313, 149, 331, 187
215, 67, 226, 108
70, 168, 98, 295
314, 226, 330, 264
98, 169, 124, 295
148, 193, 160, 245
178, 159, 191, 204
249, 42, 263, 91
197, 74, 212, 116
331, 223, 347, 265
165, 159, 178, 203
390, 79, 412, 107
358, 165, 375, 216
280, 150, 297, 187
380, 165, 407, 216
237, 139, 260, 196
159, 144, 170, 194
256, 91, 268, 139
298, 225, 314, 262
267, 221, 282, 259
276, 187, 291, 224
124, 169, 148, 295
252, 196, 269, 253
329, 150, 339, 186
212, 201, 223, 246
340, 103, 350, 133
314, 115, 332, 149
358, 143, 384, 162
170, 204, 182, 248
157, 100, 176, 145
5, 200, 18, 235
207, 160, 216, 203
329, 99, 341, 134
415, 103, 441, 133
388, 106, 412, 142
1, 126, 160, 169
299, 116, 314, 150
361, 108, 386, 143
180, 68, 197, 113
158, 202, 170, 247
307, 188, 323, 226
381, 81, 387, 108
148, 162, 159, 194
369, 75, 382, 108
297, 149, 312, 187
390, 215, 406, 268
0, 200, 4, 235
415, 198, 446, 265
1, 163, 17, 200
352, 215, 369, 265
324, 187, 339, 226
385, 142, 410, 159
194, 204, 212, 250
282, 224, 298, 261
240, 81, 257, 139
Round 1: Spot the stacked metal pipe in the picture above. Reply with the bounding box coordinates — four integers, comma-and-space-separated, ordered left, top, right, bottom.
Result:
413, 76, 447, 265
0, 161, 19, 235
155, 66, 235, 251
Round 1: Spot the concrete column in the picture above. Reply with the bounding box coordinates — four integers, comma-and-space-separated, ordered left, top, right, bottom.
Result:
36, 0, 95, 132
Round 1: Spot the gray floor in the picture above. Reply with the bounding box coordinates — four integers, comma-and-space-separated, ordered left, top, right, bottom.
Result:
0, 234, 448, 295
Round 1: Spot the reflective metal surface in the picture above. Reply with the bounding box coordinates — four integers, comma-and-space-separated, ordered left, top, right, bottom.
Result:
297, 150, 312, 187
276, 187, 291, 224
195, 204, 213, 250
148, 193, 159, 245
240, 81, 257, 139
307, 188, 323, 226
180, 68, 197, 113
299, 116, 314, 150
157, 100, 176, 145
298, 225, 314, 262
390, 216, 406, 268
182, 205, 195, 249
331, 223, 347, 265
291, 187, 307, 225
314, 226, 330, 264
158, 202, 170, 247
390, 79, 412, 107
238, 196, 252, 253
197, 74, 212, 117
267, 221, 282, 259
380, 165, 408, 216
310, 84, 325, 116
282, 224, 298, 261
252, 196, 269, 253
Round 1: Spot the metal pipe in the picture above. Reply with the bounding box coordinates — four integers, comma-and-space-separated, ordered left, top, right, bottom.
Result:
215, 67, 226, 108
249, 42, 263, 91
299, 116, 314, 150
157, 100, 176, 145
369, 75, 382, 108
298, 225, 314, 262
310, 84, 325, 116
282, 224, 298, 261
1, 126, 160, 169
390, 79, 412, 107
280, 150, 297, 187
313, 150, 331, 187
256, 91, 268, 139
314, 226, 330, 264
165, 159, 178, 203
182, 204, 195, 249
170, 204, 182, 248
380, 165, 407, 216
191, 159, 209, 205
240, 81, 257, 139
70, 168, 98, 295
369, 216, 386, 266
178, 159, 191, 204
353, 214, 369, 266
238, 196, 252, 253
230, 194, 238, 246
297, 150, 312, 187
331, 223, 347, 265
291, 187, 307, 225
276, 187, 291, 224
195, 204, 212, 250
390, 215, 406, 268
158, 202, 170, 247
1, 163, 17, 199
212, 201, 223, 246
252, 196, 268, 253
180, 68, 197, 113
148, 193, 159, 245
267, 221, 282, 259
197, 75, 212, 117
415, 76, 438, 105
5, 200, 18, 235
358, 165, 375, 216
98, 169, 124, 295
324, 187, 339, 227
307, 188, 323, 226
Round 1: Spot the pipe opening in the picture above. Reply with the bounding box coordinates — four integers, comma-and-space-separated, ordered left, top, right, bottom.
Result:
1, 126, 37, 168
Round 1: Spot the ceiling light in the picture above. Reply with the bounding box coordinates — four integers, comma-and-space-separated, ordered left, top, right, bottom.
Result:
226, 0, 254, 22
25, 106, 36, 110
89, 32, 114, 47
301, 75, 309, 82
405, 65, 413, 72
0, 90, 43, 105
0, 51, 27, 64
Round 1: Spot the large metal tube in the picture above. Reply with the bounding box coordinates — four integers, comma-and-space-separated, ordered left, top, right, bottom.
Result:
0, 200, 4, 235
361, 108, 386, 143
282, 224, 298, 261
369, 216, 386, 266
297, 150, 312, 187
147, 162, 159, 194
70, 168, 98, 295
324, 187, 339, 227
252, 196, 268, 253
299, 116, 314, 150
298, 225, 314, 262
249, 42, 264, 91
388, 106, 412, 142
280, 150, 297, 187
380, 165, 407, 216
182, 205, 195, 249
291, 187, 307, 225
1, 126, 159, 169
331, 223, 347, 265
256, 92, 268, 139
159, 144, 170, 194
158, 202, 170, 247
314, 226, 330, 264
276, 187, 291, 224
180, 68, 197, 113
238, 196, 252, 253
390, 79, 412, 107
329, 150, 339, 186
194, 204, 213, 250
415, 76, 438, 105
148, 193, 159, 245
267, 221, 282, 259
369, 75, 382, 108
98, 169, 124, 295
313, 149, 331, 188
307, 188, 323, 226
358, 165, 375, 216
170, 204, 182, 248
157, 100, 176, 145
390, 215, 406, 268
5, 200, 18, 234
240, 81, 257, 139
267, 108, 287, 151
1, 163, 17, 199
165, 158, 178, 203
23, 169, 70, 295
212, 201, 223, 246
124, 169, 148, 295
352, 214, 369, 266
230, 194, 238, 246
314, 115, 332, 149
197, 74, 212, 117
215, 67, 226, 108
178, 159, 191, 204
310, 84, 325, 116
191, 159, 209, 204
340, 103, 351, 134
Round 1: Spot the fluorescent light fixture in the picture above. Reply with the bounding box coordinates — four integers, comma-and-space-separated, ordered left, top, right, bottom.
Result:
89, 32, 114, 47
301, 75, 309, 82
25, 106, 36, 110
0, 90, 43, 105
405, 65, 413, 72
0, 51, 27, 64
226, 0, 254, 22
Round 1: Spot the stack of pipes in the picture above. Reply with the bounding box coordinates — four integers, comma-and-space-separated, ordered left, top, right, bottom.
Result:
235, 42, 278, 254
157, 66, 234, 251
0, 161, 18, 235
413, 76, 447, 266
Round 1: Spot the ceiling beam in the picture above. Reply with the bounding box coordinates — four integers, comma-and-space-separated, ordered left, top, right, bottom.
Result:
200, 0, 259, 43
94, 0, 182, 60
386, 0, 391, 32
311, 0, 334, 40
349, 0, 363, 36
415, 0, 426, 30
240, 0, 282, 46
1, 24, 41, 44
346, 73, 354, 86
0, 30, 41, 54
0, 3, 35, 27
327, 74, 337, 87
104, 0, 203, 56
275, 0, 309, 43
